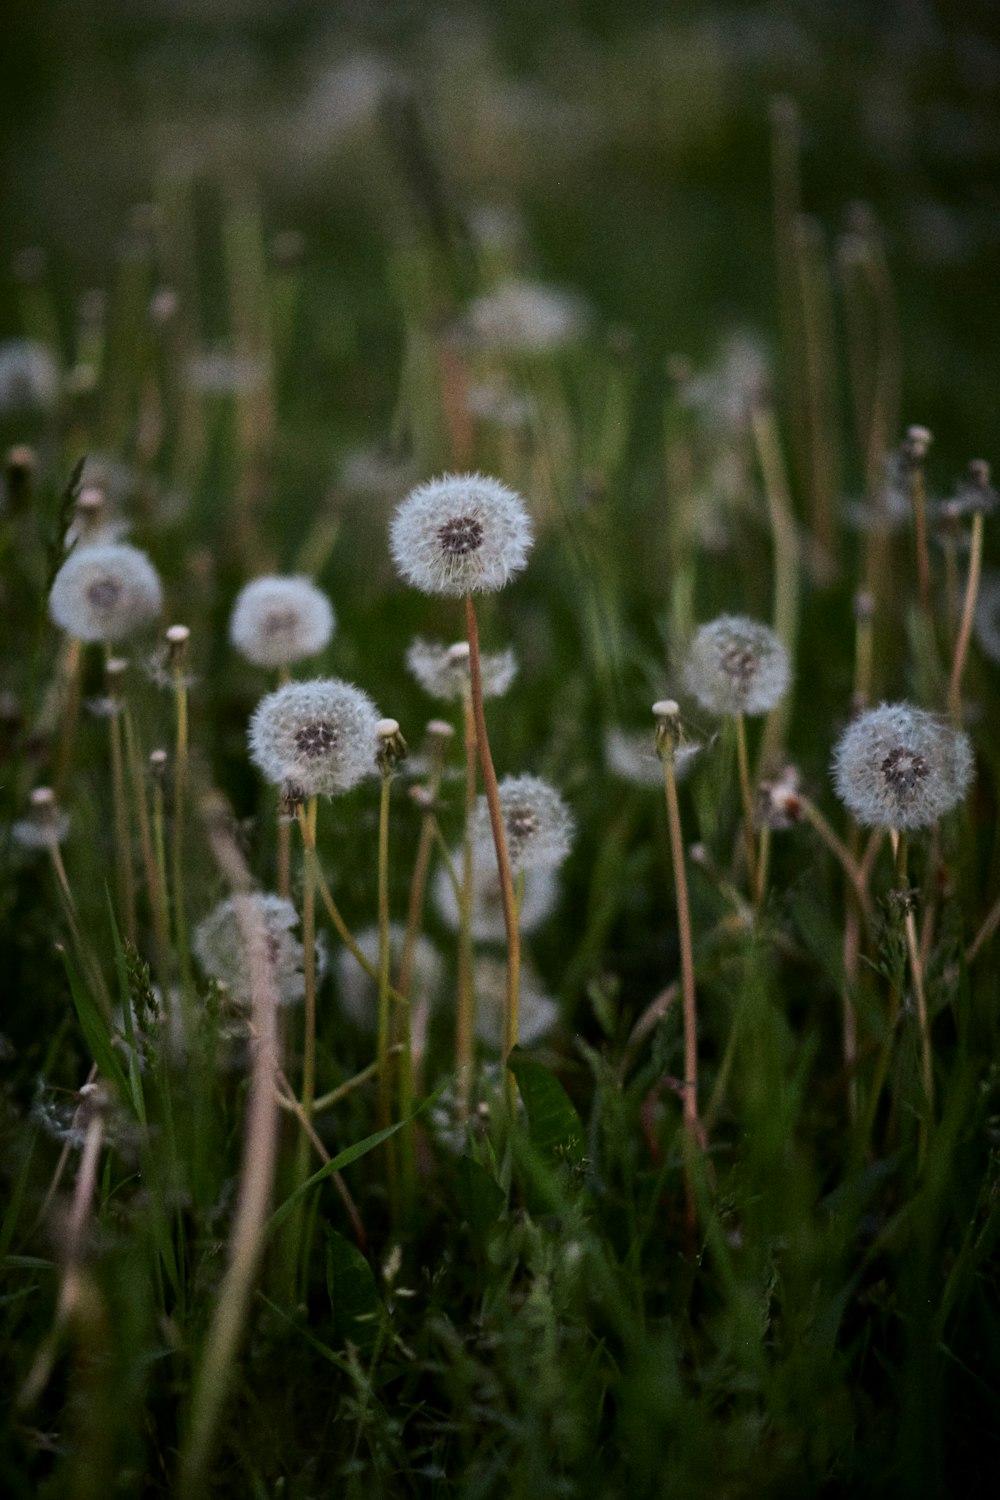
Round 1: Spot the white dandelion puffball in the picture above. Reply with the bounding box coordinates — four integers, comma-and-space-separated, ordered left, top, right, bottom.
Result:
390, 472, 533, 597
465, 278, 589, 356
12, 787, 70, 851
49, 541, 163, 643
405, 637, 517, 702
248, 677, 380, 797
832, 703, 974, 829
605, 727, 702, 787
0, 339, 60, 413
193, 894, 308, 1007
335, 924, 443, 1032
683, 615, 790, 717
230, 575, 335, 668
433, 845, 559, 941
473, 773, 575, 876
474, 956, 559, 1049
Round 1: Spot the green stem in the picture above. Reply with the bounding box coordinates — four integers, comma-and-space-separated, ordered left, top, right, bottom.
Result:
734, 714, 758, 895
947, 510, 983, 724
456, 690, 477, 1120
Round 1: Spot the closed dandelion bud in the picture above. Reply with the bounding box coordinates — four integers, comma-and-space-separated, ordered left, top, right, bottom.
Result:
390, 472, 533, 597
248, 677, 381, 797
376, 717, 408, 772
335, 924, 442, 1031
149, 748, 168, 782
49, 541, 163, 643
165, 624, 190, 665
683, 615, 791, 717
832, 702, 973, 829
229, 575, 335, 668
473, 773, 574, 875
5, 444, 36, 513
12, 786, 70, 850
406, 636, 517, 701
193, 893, 309, 1007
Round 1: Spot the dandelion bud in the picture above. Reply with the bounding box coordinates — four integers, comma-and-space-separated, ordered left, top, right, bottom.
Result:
49, 541, 163, 643
472, 773, 574, 876
229, 576, 335, 669
426, 718, 455, 743
832, 702, 973, 829
5, 444, 36, 512
376, 717, 408, 772
683, 615, 791, 717
149, 748, 168, 782
853, 590, 875, 624
248, 677, 381, 798
390, 473, 533, 597
165, 624, 190, 664
904, 425, 933, 464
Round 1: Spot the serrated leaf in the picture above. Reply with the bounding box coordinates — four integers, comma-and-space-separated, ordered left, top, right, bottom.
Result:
507, 1051, 584, 1164
454, 1154, 505, 1238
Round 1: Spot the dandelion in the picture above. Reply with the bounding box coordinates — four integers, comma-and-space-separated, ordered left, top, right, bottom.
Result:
229, 576, 335, 669
49, 541, 163, 643
606, 727, 702, 787
12, 787, 70, 851
193, 894, 310, 1007
390, 472, 533, 598
335, 924, 442, 1032
464, 278, 589, 356
433, 845, 559, 940
472, 774, 574, 876
0, 339, 59, 413
832, 703, 974, 829
683, 615, 791, 717
406, 637, 517, 701
248, 678, 380, 799
974, 569, 1000, 662
474, 957, 558, 1048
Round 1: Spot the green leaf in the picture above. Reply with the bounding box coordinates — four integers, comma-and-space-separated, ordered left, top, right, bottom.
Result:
454, 1154, 505, 1239
60, 948, 130, 1103
107, 892, 147, 1126
507, 1051, 585, 1164
325, 1227, 382, 1354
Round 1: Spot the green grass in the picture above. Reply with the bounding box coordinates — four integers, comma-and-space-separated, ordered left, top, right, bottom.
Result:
2, 4, 1000, 1497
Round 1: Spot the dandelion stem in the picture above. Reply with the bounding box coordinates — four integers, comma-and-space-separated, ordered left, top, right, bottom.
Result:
54, 638, 83, 796
294, 797, 319, 1213
947, 510, 983, 724
734, 714, 758, 895
465, 596, 520, 1109
798, 795, 873, 925
171, 665, 193, 995
124, 711, 170, 974
661, 754, 700, 1153
108, 700, 137, 946
456, 690, 477, 1119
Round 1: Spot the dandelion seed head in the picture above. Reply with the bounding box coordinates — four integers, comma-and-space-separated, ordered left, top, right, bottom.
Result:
473, 773, 574, 875
464, 278, 589, 356
193, 893, 309, 1007
474, 956, 558, 1048
406, 636, 517, 701
229, 575, 335, 669
606, 727, 702, 787
390, 473, 532, 597
433, 844, 559, 941
832, 702, 974, 829
248, 677, 380, 797
683, 615, 790, 716
12, 787, 70, 851
0, 339, 59, 413
48, 541, 163, 642
335, 924, 442, 1032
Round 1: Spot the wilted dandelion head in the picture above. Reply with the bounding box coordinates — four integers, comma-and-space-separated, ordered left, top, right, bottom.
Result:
48, 541, 163, 643
193, 893, 308, 1007
474, 956, 558, 1048
12, 787, 70, 851
433, 843, 559, 941
832, 703, 974, 829
464, 278, 589, 355
683, 615, 791, 716
474, 773, 574, 875
229, 575, 335, 668
248, 677, 380, 798
390, 472, 532, 597
335, 924, 443, 1032
405, 636, 517, 701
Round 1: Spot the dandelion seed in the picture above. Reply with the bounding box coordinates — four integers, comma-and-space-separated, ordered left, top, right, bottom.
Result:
433, 844, 559, 940
472, 773, 574, 875
406, 636, 517, 701
464, 278, 589, 356
832, 702, 974, 829
248, 677, 380, 797
474, 956, 558, 1048
390, 473, 533, 598
193, 893, 310, 1007
229, 575, 335, 668
12, 787, 70, 851
683, 615, 790, 717
335, 924, 442, 1032
48, 541, 163, 643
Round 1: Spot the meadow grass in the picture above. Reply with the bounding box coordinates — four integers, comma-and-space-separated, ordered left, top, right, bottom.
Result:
2, 9, 1000, 1497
